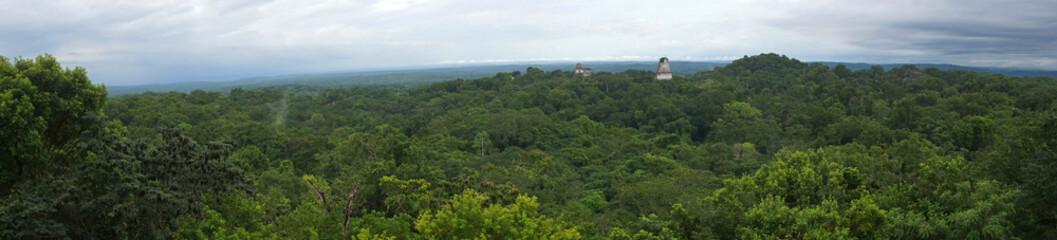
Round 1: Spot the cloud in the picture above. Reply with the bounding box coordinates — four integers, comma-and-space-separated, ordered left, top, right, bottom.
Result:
0, 0, 1053, 85
760, 0, 1057, 66
373, 0, 428, 12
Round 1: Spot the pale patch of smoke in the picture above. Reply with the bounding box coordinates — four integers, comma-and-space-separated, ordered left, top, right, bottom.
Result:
274, 95, 288, 126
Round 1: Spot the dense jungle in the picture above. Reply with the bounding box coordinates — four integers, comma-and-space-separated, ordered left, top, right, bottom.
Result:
4, 53, 1057, 239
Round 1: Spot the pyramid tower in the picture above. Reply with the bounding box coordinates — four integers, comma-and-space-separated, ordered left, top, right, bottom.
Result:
575, 63, 592, 77
655, 57, 672, 80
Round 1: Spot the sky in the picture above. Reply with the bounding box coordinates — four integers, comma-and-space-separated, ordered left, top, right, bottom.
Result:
1, 0, 1054, 85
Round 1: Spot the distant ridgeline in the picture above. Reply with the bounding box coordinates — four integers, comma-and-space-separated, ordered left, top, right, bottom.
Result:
105, 61, 728, 96
107, 57, 1057, 96
812, 61, 1057, 78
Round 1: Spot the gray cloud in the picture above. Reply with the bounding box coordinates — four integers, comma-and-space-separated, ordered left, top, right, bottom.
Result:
0, 0, 1054, 85
895, 21, 1055, 55
763, 0, 1056, 67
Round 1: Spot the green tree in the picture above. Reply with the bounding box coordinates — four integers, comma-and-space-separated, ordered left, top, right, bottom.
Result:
415, 190, 581, 240
171, 194, 278, 240
987, 111, 1057, 238
580, 189, 608, 213
379, 176, 437, 217
0, 54, 107, 192
711, 101, 778, 153
1, 128, 250, 239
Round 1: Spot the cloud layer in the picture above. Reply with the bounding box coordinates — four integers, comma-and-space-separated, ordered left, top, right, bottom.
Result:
1, 0, 1054, 85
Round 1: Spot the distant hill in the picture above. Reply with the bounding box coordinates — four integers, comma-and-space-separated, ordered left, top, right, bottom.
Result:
107, 61, 1056, 96
811, 62, 1057, 78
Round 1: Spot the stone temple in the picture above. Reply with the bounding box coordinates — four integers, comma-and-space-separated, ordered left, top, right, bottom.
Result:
655, 57, 672, 80
575, 63, 592, 77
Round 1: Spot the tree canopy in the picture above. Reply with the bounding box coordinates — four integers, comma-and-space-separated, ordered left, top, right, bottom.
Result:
3, 53, 1057, 239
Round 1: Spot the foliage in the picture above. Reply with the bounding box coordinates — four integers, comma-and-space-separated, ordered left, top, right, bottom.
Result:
0, 54, 107, 193
416, 190, 581, 240
3, 53, 1055, 239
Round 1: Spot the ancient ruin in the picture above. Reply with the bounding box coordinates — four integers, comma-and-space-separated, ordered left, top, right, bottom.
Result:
575, 63, 592, 77
655, 57, 672, 80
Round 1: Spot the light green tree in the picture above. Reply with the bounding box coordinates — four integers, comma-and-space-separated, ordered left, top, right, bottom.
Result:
0, 54, 107, 191
416, 190, 581, 240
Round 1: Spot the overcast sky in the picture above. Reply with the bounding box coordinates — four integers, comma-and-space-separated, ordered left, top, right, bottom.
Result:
2, 0, 1054, 85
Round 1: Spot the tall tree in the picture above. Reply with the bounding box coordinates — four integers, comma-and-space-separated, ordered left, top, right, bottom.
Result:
0, 54, 107, 192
